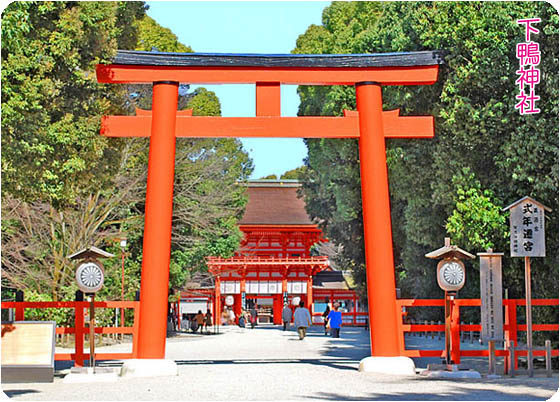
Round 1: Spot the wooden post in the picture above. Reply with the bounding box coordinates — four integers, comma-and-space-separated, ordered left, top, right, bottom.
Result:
488, 340, 496, 376
545, 340, 552, 377
89, 294, 96, 372
524, 256, 533, 377
508, 340, 515, 377
444, 292, 452, 363
306, 274, 313, 310
451, 295, 461, 364
75, 302, 85, 367
215, 276, 221, 332
430, 320, 435, 339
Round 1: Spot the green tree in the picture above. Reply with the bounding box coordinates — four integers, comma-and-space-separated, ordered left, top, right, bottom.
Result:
1, 2, 254, 306
294, 2, 558, 306
280, 166, 307, 180
1, 1, 146, 207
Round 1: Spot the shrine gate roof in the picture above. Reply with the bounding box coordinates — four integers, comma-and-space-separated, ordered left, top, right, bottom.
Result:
238, 180, 314, 226
112, 50, 443, 68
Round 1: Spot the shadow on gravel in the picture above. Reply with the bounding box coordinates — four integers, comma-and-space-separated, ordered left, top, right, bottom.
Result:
174, 357, 358, 371
3, 389, 40, 398
303, 384, 557, 401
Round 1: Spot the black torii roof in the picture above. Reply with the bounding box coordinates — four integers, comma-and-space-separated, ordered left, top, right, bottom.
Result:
112, 50, 445, 68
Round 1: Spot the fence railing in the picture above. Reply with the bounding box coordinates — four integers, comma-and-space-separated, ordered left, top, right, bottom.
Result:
1, 300, 140, 366
311, 311, 368, 326
396, 298, 559, 368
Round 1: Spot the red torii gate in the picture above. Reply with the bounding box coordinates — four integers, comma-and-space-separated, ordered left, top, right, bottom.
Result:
97, 50, 442, 361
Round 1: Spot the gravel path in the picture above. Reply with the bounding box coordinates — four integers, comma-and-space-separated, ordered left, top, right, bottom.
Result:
2, 325, 558, 401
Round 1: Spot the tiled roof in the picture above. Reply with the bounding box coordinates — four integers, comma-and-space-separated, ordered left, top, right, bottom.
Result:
239, 183, 314, 225
312, 270, 352, 290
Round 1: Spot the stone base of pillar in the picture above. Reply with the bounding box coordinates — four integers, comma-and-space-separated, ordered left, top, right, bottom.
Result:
358, 356, 416, 375
120, 359, 178, 378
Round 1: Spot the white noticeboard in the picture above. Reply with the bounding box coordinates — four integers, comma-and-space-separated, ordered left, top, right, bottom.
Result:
508, 199, 546, 257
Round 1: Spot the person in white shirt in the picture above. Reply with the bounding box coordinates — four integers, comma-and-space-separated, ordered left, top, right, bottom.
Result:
293, 300, 312, 340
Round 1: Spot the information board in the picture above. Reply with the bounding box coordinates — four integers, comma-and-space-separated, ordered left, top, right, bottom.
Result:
509, 200, 546, 257
1, 321, 56, 383
479, 253, 504, 342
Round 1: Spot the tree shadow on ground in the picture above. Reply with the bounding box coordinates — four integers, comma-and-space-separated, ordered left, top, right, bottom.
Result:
302, 382, 558, 401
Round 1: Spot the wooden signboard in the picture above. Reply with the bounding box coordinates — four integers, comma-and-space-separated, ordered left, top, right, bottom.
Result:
1, 321, 56, 383
478, 252, 504, 342
507, 197, 547, 257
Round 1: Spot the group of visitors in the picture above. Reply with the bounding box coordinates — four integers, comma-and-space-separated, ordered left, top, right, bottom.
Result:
238, 307, 258, 328
190, 309, 213, 333
282, 300, 342, 340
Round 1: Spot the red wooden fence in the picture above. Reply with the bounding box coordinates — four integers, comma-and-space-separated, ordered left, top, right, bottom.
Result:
1, 301, 140, 366
396, 298, 559, 367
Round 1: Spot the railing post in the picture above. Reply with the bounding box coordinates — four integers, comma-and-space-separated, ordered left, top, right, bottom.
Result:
430, 320, 435, 339
470, 322, 474, 343
545, 340, 552, 377
424, 320, 428, 338
396, 302, 405, 354
437, 320, 442, 340
15, 290, 24, 321
488, 340, 496, 376
132, 301, 140, 358
74, 302, 85, 367
508, 340, 515, 377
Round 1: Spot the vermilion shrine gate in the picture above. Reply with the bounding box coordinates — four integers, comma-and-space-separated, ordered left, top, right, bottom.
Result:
185, 180, 362, 327
96, 50, 443, 361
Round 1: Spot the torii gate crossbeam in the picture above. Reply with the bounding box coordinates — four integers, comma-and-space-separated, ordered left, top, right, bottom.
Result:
97, 50, 443, 361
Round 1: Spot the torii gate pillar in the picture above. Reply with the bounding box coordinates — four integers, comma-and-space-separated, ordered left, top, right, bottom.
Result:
356, 82, 400, 356
137, 81, 179, 358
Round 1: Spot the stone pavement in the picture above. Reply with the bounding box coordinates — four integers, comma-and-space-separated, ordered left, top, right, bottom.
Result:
2, 325, 558, 401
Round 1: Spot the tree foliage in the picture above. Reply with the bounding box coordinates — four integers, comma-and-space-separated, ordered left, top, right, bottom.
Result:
1, 2, 253, 309
294, 2, 558, 307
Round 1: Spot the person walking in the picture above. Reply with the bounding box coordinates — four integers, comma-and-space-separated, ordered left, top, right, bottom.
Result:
281, 303, 292, 331
294, 300, 312, 340
194, 310, 205, 333
250, 305, 258, 329
204, 309, 213, 333
327, 302, 342, 338
322, 305, 331, 335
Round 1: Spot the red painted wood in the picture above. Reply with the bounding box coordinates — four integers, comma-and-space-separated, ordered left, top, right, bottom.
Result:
101, 110, 433, 140
356, 82, 400, 357
74, 303, 84, 367
137, 82, 179, 359
96, 64, 440, 86
256, 82, 281, 116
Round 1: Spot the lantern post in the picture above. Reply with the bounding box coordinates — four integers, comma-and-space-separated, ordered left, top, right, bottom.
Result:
425, 238, 475, 369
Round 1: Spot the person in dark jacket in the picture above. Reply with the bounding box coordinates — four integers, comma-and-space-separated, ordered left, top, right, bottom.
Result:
281, 303, 292, 331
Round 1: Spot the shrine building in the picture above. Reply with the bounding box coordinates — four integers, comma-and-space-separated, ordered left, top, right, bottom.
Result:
179, 180, 364, 326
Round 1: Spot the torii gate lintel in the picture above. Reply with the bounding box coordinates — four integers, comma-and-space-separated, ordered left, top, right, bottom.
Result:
97, 50, 443, 360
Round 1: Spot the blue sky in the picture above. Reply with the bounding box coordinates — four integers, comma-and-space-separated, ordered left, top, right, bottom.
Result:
146, 1, 331, 178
